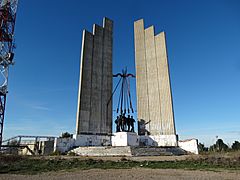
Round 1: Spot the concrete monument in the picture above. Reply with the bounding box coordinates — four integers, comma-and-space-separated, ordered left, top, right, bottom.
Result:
134, 19, 177, 146
53, 18, 198, 155
76, 17, 113, 140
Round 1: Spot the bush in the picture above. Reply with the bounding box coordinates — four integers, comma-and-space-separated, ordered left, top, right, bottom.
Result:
60, 132, 72, 138
198, 143, 208, 152
232, 141, 240, 151
209, 139, 229, 152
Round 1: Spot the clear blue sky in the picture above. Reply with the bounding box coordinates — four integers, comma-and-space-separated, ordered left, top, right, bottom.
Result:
3, 0, 240, 146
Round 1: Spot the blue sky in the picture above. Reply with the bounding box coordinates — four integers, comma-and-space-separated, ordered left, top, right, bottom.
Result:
3, 0, 240, 146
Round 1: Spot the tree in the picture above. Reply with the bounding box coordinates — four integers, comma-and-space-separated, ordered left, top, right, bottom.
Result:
209, 139, 228, 152
198, 143, 208, 152
60, 132, 72, 138
216, 139, 228, 152
232, 141, 240, 151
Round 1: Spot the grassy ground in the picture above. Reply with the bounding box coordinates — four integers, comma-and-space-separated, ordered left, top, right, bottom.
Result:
0, 153, 240, 175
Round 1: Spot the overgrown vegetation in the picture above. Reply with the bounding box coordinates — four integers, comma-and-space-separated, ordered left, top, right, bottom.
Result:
0, 153, 240, 175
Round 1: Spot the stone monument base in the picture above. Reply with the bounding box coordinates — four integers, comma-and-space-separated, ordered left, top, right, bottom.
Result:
73, 134, 111, 147
112, 132, 139, 146
139, 134, 178, 147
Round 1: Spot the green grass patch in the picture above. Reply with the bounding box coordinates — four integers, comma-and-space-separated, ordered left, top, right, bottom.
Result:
0, 155, 240, 175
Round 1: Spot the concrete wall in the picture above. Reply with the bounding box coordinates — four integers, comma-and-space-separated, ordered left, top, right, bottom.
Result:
178, 139, 199, 154
54, 135, 111, 153
76, 17, 113, 135
74, 134, 111, 147
139, 135, 178, 147
134, 19, 176, 136
54, 137, 75, 153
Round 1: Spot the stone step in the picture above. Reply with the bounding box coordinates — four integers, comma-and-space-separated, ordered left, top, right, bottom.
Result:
131, 147, 187, 156
71, 146, 132, 157
70, 146, 187, 157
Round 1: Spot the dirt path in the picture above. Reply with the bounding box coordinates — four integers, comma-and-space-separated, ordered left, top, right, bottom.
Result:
1, 168, 239, 180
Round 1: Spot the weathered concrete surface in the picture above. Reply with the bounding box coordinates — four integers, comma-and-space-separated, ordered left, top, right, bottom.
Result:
155, 32, 176, 135
76, 17, 113, 135
134, 19, 176, 140
90, 24, 104, 133
101, 18, 113, 134
139, 135, 178, 147
134, 19, 150, 133
74, 134, 111, 147
54, 135, 111, 153
76, 30, 93, 134
144, 26, 162, 135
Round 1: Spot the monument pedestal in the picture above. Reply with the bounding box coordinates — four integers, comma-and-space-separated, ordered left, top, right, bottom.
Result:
112, 132, 139, 146
73, 134, 111, 147
139, 134, 178, 147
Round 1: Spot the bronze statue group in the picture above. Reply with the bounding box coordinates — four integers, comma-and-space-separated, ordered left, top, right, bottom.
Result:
115, 114, 135, 132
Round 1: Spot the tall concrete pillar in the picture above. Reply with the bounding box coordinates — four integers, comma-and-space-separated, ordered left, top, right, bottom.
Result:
155, 32, 176, 135
134, 19, 150, 134
76, 30, 93, 134
134, 19, 177, 146
76, 17, 113, 135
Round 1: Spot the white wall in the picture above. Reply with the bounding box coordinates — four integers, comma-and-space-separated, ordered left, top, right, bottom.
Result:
54, 137, 75, 153
54, 135, 112, 153
74, 134, 111, 147
178, 139, 199, 154
139, 135, 178, 147
112, 132, 139, 146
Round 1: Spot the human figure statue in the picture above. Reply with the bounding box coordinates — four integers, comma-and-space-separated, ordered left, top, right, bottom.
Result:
130, 116, 135, 132
126, 115, 131, 132
118, 115, 122, 131
121, 114, 126, 131
115, 116, 120, 132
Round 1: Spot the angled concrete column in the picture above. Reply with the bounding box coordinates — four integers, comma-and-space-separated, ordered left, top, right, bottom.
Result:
89, 24, 104, 133
155, 32, 176, 135
144, 26, 162, 135
134, 19, 177, 146
134, 19, 150, 134
76, 30, 93, 134
102, 18, 113, 134
76, 18, 113, 136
